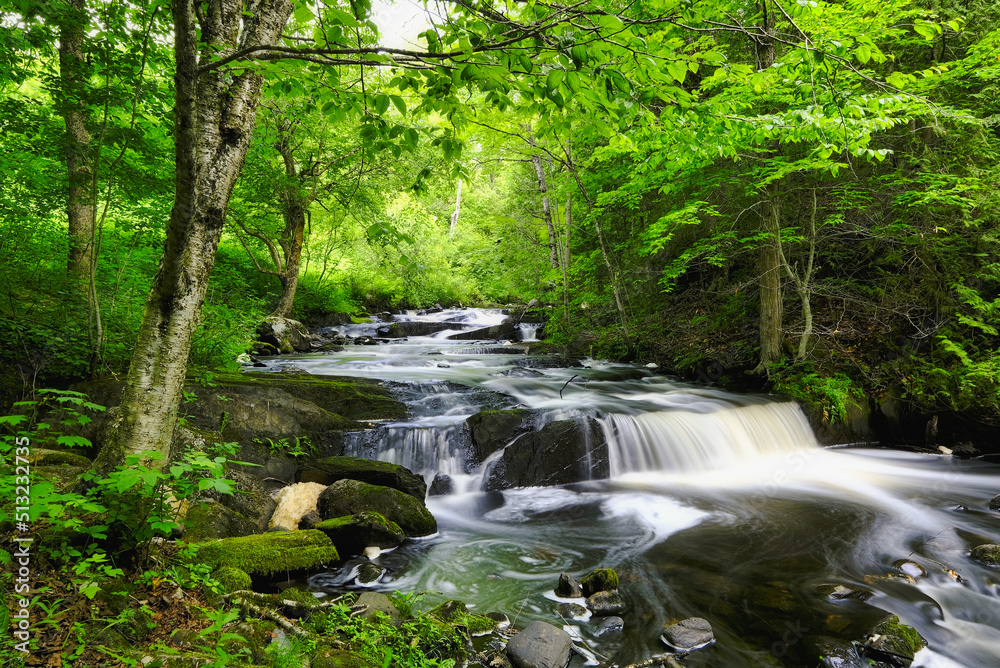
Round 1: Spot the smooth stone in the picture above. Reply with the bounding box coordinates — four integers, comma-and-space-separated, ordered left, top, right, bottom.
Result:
354, 592, 401, 625
972, 543, 1000, 565
356, 562, 385, 585
558, 603, 588, 620
585, 590, 626, 616
661, 617, 715, 651
505, 620, 574, 668
593, 616, 624, 637
555, 573, 583, 598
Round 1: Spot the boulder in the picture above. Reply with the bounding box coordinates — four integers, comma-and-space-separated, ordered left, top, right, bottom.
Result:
485, 417, 608, 491
356, 562, 385, 585
466, 409, 537, 464
971, 543, 1000, 565
183, 499, 257, 542
428, 473, 454, 496
505, 621, 574, 668
216, 469, 277, 533
864, 616, 926, 666
28, 449, 92, 467
989, 494, 1000, 511
255, 317, 312, 354
377, 321, 456, 338
555, 573, 583, 598
580, 568, 619, 596
354, 591, 402, 625
447, 320, 517, 341
317, 479, 437, 537
192, 530, 339, 577
593, 616, 624, 637
301, 456, 427, 500
558, 603, 588, 620
314, 512, 406, 556
269, 482, 328, 530
586, 590, 626, 616
661, 617, 715, 651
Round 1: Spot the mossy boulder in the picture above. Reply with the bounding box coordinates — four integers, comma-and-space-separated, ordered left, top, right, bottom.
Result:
192, 529, 339, 576
580, 568, 619, 597
28, 448, 92, 467
314, 512, 406, 556
465, 409, 538, 464
865, 616, 926, 665
312, 650, 378, 668
255, 316, 312, 354
213, 566, 252, 593
302, 456, 427, 500
484, 417, 609, 491
317, 479, 437, 537
183, 499, 257, 542
971, 543, 1000, 565
212, 470, 277, 533
427, 600, 498, 636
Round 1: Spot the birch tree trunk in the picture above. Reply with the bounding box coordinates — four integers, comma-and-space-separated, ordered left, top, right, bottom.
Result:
524, 126, 559, 268
271, 132, 306, 319
94, 0, 294, 472
449, 179, 462, 238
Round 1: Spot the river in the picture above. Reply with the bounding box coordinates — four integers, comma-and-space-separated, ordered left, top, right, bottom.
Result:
265, 308, 1000, 667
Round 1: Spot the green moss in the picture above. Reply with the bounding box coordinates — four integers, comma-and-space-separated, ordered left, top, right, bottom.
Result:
192, 530, 339, 576
319, 480, 436, 537
426, 600, 498, 637
873, 616, 927, 659
183, 501, 256, 542
280, 587, 319, 606
312, 649, 378, 668
213, 566, 252, 593
971, 543, 1000, 565
580, 568, 619, 596
230, 372, 408, 421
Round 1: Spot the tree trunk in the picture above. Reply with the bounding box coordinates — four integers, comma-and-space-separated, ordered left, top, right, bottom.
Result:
562, 195, 571, 327
752, 0, 782, 374
94, 0, 294, 473
524, 127, 559, 269
270, 132, 306, 318
449, 179, 462, 238
755, 180, 783, 373
58, 0, 95, 282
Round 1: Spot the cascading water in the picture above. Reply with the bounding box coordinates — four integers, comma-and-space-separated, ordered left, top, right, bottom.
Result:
262, 308, 1000, 668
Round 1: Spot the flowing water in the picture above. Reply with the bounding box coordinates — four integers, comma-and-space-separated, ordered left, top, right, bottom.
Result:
267, 309, 1000, 667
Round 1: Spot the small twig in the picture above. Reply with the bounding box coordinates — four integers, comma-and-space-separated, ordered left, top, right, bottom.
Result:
559, 374, 580, 399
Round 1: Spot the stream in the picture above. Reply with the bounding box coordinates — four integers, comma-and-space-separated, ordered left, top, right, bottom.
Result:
264, 308, 1000, 667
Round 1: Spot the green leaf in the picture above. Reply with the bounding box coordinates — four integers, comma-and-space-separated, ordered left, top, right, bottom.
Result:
293, 3, 315, 23
666, 61, 687, 82
546, 69, 564, 94
389, 95, 406, 115
56, 435, 91, 448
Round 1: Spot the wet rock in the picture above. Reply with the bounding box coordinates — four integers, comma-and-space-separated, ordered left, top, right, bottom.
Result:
466, 409, 538, 464
586, 590, 626, 616
863, 615, 926, 667
817, 583, 873, 602
299, 510, 322, 530
505, 621, 574, 668
485, 611, 511, 631
447, 319, 517, 341
807, 636, 867, 667
989, 494, 1000, 511
555, 573, 583, 598
581, 568, 619, 596
971, 543, 1000, 565
593, 616, 624, 637
661, 617, 715, 651
182, 499, 257, 541
303, 456, 427, 500
314, 511, 406, 556
255, 317, 312, 354
558, 603, 588, 620
355, 562, 385, 585
484, 417, 609, 491
892, 559, 926, 578
317, 479, 437, 537
378, 321, 456, 337
429, 473, 454, 496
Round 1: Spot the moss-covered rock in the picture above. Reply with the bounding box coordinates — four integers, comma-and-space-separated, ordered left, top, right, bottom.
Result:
183, 499, 257, 542
866, 616, 926, 665
302, 456, 427, 500
317, 480, 437, 537
314, 512, 406, 556
580, 568, 619, 597
213, 566, 252, 593
255, 316, 312, 355
192, 529, 339, 576
427, 600, 498, 637
214, 470, 277, 533
465, 409, 537, 464
971, 543, 1000, 565
312, 649, 378, 668
28, 448, 92, 467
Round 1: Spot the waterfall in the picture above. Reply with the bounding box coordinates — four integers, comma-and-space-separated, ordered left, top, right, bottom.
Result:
600, 401, 818, 475
517, 323, 542, 341
344, 422, 470, 483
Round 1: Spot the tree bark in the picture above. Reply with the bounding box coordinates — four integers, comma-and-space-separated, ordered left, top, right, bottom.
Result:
752, 0, 782, 374
270, 130, 306, 318
94, 0, 294, 473
58, 0, 95, 282
524, 126, 559, 269
449, 179, 462, 238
